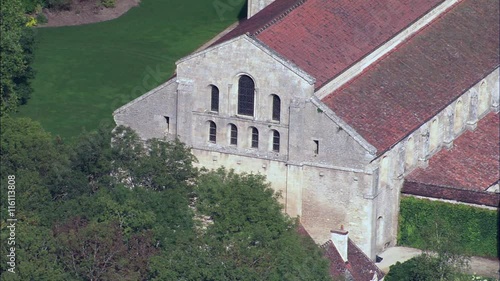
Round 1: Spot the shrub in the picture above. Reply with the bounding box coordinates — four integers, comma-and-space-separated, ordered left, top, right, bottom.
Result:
36, 13, 48, 24
21, 0, 39, 13
385, 253, 469, 281
25, 16, 37, 27
398, 196, 498, 258
45, 0, 71, 11
101, 0, 115, 8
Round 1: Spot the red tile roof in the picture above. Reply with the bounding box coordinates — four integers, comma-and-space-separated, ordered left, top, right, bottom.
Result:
405, 113, 499, 195
212, 0, 306, 46
321, 0, 500, 155
402, 182, 500, 207
321, 239, 385, 281
212, 0, 444, 89
256, 0, 443, 89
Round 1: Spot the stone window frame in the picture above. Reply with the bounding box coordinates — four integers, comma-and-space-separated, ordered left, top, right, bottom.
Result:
237, 75, 256, 117
429, 117, 440, 152
208, 121, 217, 143
229, 123, 238, 146
271, 130, 280, 152
250, 126, 259, 148
478, 80, 489, 116
210, 85, 219, 112
271, 94, 281, 122
313, 140, 319, 155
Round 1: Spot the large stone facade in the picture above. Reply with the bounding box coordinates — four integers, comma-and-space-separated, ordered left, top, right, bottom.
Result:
114, 0, 499, 259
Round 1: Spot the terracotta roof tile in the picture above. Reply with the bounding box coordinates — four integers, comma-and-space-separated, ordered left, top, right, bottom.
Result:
402, 181, 500, 207
321, 240, 349, 278
321, 239, 385, 281
212, 0, 306, 46
406, 113, 499, 193
212, 0, 444, 89
321, 0, 500, 154
257, 0, 444, 89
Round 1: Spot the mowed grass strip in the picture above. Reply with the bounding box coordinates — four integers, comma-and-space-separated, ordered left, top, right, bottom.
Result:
16, 0, 245, 141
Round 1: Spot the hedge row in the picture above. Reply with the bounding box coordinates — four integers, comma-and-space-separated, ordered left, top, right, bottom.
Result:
398, 196, 498, 258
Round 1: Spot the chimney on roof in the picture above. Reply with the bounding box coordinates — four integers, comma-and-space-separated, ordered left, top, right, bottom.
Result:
331, 225, 349, 263
247, 0, 276, 19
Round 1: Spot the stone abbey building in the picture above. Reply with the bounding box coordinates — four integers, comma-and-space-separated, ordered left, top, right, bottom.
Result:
114, 0, 499, 259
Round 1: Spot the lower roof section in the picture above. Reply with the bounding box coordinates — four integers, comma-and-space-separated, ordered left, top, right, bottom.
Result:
321, 0, 500, 155
403, 112, 499, 207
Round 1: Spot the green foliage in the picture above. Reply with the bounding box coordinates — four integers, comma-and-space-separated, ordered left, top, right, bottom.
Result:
1, 122, 329, 280
398, 196, 498, 258
149, 168, 331, 281
0, 0, 35, 114
385, 253, 470, 281
45, 0, 71, 10
15, 0, 245, 140
0, 221, 70, 280
35, 13, 47, 24
0, 116, 83, 199
100, 0, 115, 8
20, 0, 43, 13
53, 217, 157, 280
110, 126, 198, 191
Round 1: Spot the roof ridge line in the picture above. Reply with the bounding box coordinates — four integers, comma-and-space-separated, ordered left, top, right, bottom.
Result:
253, 0, 309, 36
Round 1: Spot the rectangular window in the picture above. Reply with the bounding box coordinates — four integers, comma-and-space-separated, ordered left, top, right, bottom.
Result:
314, 140, 319, 155
164, 116, 170, 132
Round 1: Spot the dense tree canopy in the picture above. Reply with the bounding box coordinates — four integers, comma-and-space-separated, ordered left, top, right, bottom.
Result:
1, 122, 331, 280
0, 0, 35, 114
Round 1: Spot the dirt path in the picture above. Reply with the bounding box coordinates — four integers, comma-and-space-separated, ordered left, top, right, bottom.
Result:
377, 246, 500, 279
41, 0, 140, 27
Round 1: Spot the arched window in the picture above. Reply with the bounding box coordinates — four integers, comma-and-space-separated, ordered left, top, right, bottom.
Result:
250, 127, 259, 148
229, 124, 238, 145
478, 80, 489, 115
211, 85, 219, 112
405, 136, 415, 170
208, 121, 217, 143
429, 118, 439, 151
272, 94, 281, 121
454, 99, 463, 134
380, 156, 391, 186
238, 75, 255, 116
272, 130, 280, 152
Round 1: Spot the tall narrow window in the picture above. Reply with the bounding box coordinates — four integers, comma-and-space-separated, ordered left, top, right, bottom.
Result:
230, 124, 238, 145
251, 127, 259, 148
314, 140, 319, 155
272, 130, 280, 152
238, 75, 255, 116
429, 118, 439, 151
478, 80, 489, 115
272, 95, 281, 121
164, 116, 170, 132
209, 121, 217, 143
211, 85, 219, 112
454, 99, 463, 134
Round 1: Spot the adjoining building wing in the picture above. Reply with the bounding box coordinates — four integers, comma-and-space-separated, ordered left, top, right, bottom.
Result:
403, 112, 500, 207
321, 0, 499, 155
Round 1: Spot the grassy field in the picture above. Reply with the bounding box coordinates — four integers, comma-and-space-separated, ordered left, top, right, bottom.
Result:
16, 0, 245, 141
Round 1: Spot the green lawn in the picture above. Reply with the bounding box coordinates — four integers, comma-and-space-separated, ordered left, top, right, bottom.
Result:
16, 0, 245, 141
